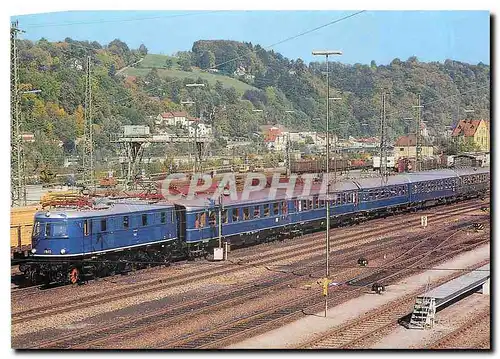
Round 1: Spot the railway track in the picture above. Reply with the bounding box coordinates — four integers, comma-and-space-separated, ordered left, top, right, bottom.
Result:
302, 258, 490, 349
22, 227, 441, 349
160, 236, 489, 349
426, 308, 491, 349
27, 219, 488, 349
13, 201, 484, 326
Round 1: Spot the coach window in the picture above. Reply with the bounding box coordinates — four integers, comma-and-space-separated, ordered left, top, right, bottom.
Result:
200, 212, 207, 227
273, 202, 279, 215
243, 207, 250, 220
101, 219, 107, 232
123, 216, 129, 229
195, 214, 201, 228
233, 208, 240, 222
319, 199, 325, 208
313, 196, 319, 209
161, 212, 166, 224
301, 199, 308, 211
142, 214, 148, 226
84, 220, 90, 236
254, 206, 261, 218
221, 209, 228, 223
264, 204, 270, 217
209, 211, 216, 226
281, 201, 288, 215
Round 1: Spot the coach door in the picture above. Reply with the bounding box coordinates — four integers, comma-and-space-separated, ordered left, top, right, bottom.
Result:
82, 219, 93, 254
175, 205, 186, 242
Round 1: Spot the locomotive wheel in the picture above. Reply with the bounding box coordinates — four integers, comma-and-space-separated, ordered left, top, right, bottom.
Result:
69, 267, 80, 284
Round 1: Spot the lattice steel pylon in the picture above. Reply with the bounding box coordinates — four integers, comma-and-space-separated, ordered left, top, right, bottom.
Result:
11, 21, 26, 207
379, 91, 389, 185
82, 56, 94, 188
414, 94, 423, 172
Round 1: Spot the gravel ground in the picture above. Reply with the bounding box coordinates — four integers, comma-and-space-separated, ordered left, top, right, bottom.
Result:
372, 293, 490, 349
226, 243, 490, 349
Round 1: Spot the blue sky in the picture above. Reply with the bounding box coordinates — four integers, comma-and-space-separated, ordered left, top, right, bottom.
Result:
12, 10, 490, 65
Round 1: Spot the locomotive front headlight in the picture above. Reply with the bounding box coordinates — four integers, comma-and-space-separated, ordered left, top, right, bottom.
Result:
31, 248, 36, 254
60, 248, 66, 255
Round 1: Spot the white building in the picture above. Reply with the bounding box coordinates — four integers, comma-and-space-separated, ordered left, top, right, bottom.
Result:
187, 120, 212, 137
266, 133, 288, 151
155, 111, 190, 128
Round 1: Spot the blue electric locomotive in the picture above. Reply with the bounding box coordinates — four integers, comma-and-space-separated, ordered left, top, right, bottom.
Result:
21, 201, 179, 284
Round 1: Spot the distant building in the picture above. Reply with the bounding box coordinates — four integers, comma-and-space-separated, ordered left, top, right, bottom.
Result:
393, 134, 434, 160
451, 119, 490, 152
21, 133, 35, 143
187, 119, 212, 137
233, 66, 247, 77
155, 111, 189, 128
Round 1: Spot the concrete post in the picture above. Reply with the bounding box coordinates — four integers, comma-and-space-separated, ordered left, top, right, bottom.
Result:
481, 278, 490, 295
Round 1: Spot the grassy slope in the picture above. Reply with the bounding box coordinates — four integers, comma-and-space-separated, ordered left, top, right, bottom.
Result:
125, 54, 257, 94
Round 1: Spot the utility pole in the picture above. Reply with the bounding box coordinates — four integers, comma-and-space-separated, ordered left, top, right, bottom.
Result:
286, 132, 291, 177
218, 194, 223, 249
312, 49, 342, 318
413, 94, 423, 172
11, 21, 26, 207
83, 56, 94, 188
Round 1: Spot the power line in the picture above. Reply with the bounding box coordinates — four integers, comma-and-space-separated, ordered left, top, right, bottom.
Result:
210, 10, 366, 71
385, 84, 490, 120
19, 10, 227, 28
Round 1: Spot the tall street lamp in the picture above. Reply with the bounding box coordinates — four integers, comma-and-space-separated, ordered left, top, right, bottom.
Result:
312, 49, 342, 318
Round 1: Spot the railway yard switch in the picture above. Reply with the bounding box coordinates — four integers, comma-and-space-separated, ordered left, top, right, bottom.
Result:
372, 283, 385, 294
357, 258, 368, 267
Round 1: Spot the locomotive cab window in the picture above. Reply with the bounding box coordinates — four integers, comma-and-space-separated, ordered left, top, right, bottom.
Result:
32, 221, 42, 237
45, 223, 51, 237
101, 219, 107, 232
53, 222, 68, 237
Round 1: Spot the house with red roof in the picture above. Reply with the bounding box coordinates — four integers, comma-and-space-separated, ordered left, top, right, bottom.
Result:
451, 119, 490, 152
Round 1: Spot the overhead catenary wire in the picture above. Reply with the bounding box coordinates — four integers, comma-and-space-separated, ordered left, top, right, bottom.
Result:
19, 10, 228, 28
209, 11, 366, 71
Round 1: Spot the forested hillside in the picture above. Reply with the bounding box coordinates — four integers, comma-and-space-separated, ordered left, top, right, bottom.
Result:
17, 37, 490, 173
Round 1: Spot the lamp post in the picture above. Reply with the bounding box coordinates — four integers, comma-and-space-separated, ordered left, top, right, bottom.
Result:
284, 110, 294, 177
312, 49, 342, 318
